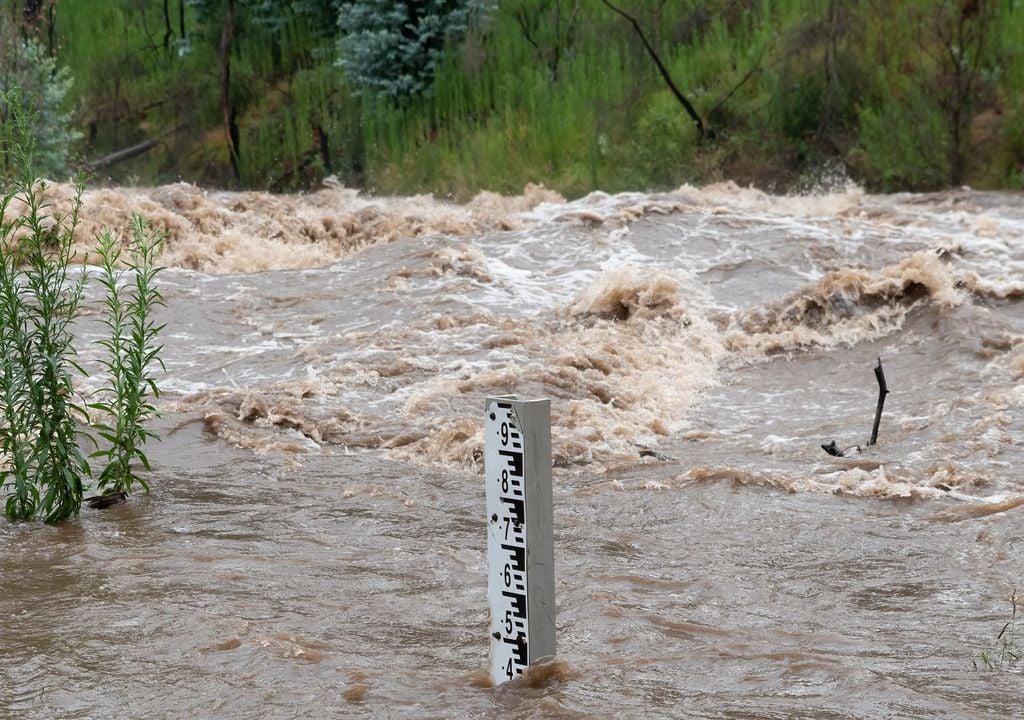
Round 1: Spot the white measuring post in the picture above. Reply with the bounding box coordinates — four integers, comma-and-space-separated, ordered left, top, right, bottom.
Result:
485, 395, 555, 686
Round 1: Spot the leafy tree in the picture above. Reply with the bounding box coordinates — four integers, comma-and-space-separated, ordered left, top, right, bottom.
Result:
182, 0, 346, 183
336, 0, 494, 99
0, 33, 78, 180
853, 0, 1001, 189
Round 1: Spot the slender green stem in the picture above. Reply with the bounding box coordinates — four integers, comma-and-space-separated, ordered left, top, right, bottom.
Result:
92, 215, 165, 498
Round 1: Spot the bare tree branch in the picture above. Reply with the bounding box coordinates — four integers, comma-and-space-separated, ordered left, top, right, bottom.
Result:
708, 59, 762, 120
600, 0, 712, 139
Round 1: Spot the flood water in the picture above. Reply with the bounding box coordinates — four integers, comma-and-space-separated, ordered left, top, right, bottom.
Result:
2, 181, 1023, 718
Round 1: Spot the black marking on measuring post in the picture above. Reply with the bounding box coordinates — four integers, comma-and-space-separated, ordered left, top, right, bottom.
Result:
485, 396, 555, 686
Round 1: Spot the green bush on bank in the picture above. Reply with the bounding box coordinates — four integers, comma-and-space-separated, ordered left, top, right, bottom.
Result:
0, 31, 79, 182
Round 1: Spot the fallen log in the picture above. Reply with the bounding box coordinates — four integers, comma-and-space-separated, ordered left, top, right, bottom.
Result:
81, 122, 186, 172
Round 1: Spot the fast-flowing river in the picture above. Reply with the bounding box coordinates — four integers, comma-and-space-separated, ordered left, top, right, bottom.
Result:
2, 181, 1023, 718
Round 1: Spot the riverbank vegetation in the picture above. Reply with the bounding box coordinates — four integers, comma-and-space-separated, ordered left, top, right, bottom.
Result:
4, 0, 1024, 197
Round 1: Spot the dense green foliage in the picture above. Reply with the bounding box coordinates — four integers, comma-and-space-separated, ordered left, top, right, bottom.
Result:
0, 21, 79, 180
7, 0, 1024, 195
0, 88, 164, 523
0, 89, 91, 523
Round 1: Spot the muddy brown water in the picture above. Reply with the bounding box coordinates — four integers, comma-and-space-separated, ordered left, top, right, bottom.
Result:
2, 182, 1023, 718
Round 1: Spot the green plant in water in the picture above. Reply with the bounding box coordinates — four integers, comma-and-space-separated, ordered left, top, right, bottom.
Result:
0, 87, 91, 523
90, 217, 165, 501
976, 588, 1020, 671
1, 87, 166, 522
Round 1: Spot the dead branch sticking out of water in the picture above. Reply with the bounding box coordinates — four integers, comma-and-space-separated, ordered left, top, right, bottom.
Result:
820, 440, 861, 458
868, 357, 889, 446
635, 443, 673, 461
821, 357, 889, 457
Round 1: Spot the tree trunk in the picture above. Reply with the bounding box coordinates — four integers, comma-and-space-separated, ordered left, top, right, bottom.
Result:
163, 0, 174, 49
47, 1, 56, 56
819, 0, 840, 137
220, 0, 241, 183
22, 0, 42, 26
313, 124, 332, 173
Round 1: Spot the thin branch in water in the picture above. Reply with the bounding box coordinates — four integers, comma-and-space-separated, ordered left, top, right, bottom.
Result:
821, 358, 889, 456
868, 357, 889, 446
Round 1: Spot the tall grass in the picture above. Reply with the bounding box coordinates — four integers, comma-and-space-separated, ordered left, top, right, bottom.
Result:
360, 0, 1024, 195
977, 589, 1020, 671
362, 4, 637, 197
55, 0, 349, 189
358, 1, 822, 196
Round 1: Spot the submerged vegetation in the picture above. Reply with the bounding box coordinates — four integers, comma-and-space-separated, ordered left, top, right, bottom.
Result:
2, 0, 1024, 196
977, 589, 1020, 672
0, 88, 164, 523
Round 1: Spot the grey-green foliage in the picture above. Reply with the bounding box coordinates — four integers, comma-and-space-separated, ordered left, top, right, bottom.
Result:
336, 0, 494, 98
0, 38, 79, 181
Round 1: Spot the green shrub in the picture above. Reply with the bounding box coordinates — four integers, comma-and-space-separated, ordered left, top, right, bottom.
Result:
0, 89, 90, 523
0, 37, 79, 181
634, 90, 698, 189
91, 219, 165, 499
857, 77, 950, 191
0, 88, 165, 523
